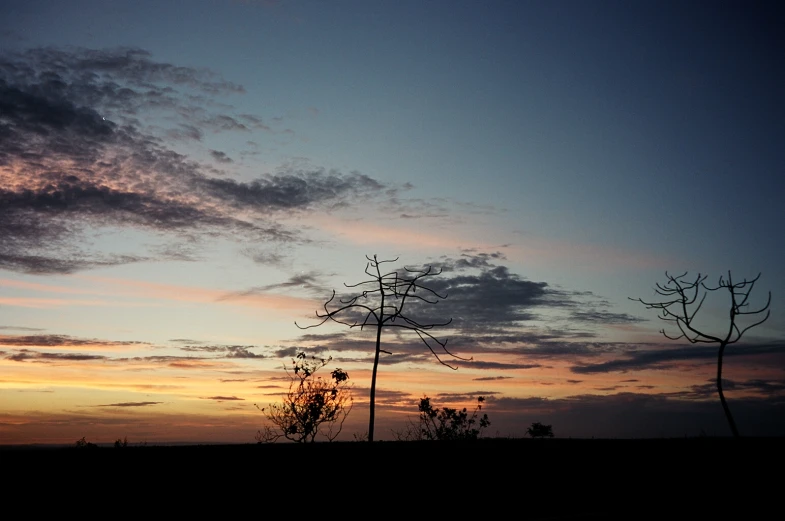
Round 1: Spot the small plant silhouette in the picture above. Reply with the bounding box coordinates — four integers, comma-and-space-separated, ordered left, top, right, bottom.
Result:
255, 352, 352, 443
75, 436, 98, 448
527, 422, 554, 438
114, 436, 129, 448
394, 396, 490, 441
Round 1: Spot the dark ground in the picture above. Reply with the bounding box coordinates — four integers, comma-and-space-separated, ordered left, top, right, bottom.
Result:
3, 438, 781, 519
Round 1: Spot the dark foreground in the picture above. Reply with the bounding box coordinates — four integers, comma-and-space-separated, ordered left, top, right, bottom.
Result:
4, 437, 781, 519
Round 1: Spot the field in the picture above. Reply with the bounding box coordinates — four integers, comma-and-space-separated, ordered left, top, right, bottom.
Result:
3, 437, 780, 519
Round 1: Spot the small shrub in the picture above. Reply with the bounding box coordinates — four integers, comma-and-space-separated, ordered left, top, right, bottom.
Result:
75, 437, 98, 448
394, 396, 490, 441
255, 352, 352, 443
527, 422, 554, 438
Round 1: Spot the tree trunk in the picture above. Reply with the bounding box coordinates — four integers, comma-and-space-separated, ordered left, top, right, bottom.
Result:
717, 342, 740, 438
368, 321, 382, 442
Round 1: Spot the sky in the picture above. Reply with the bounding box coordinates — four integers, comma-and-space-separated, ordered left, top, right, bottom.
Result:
1, 0, 783, 444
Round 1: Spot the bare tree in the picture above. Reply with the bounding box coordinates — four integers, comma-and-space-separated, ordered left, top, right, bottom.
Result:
296, 254, 468, 442
631, 271, 771, 438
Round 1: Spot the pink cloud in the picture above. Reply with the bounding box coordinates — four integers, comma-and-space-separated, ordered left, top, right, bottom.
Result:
311, 216, 678, 271
0, 297, 117, 308
76, 275, 314, 312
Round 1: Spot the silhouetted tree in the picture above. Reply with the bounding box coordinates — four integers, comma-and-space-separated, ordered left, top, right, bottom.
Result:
632, 271, 771, 438
255, 352, 352, 443
527, 422, 554, 438
297, 255, 465, 442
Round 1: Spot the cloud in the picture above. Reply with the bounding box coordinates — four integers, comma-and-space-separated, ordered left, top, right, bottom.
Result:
238, 114, 271, 131
571, 342, 785, 374
453, 360, 542, 370
0, 253, 152, 275
433, 391, 501, 400
201, 169, 385, 212
6, 349, 107, 362
0, 46, 392, 274
0, 326, 46, 331
272, 346, 307, 359
409, 264, 570, 331
300, 254, 579, 345
569, 310, 646, 324
472, 376, 514, 381
289, 254, 705, 376
180, 344, 265, 359
0, 334, 144, 348
96, 402, 162, 407
240, 249, 286, 266
684, 378, 785, 399
201, 114, 250, 132
433, 251, 508, 272
204, 395, 245, 401
347, 387, 412, 406
320, 253, 634, 340
225, 270, 326, 299
167, 124, 203, 141
210, 150, 234, 163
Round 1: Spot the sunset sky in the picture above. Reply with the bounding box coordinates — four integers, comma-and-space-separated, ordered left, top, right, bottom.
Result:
1, 0, 783, 444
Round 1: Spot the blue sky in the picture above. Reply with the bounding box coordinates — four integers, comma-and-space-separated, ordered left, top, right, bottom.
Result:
1, 0, 783, 443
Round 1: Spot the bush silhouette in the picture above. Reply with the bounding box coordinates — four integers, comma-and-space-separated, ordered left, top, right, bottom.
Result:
394, 396, 490, 441
75, 437, 98, 448
527, 422, 554, 438
255, 352, 352, 443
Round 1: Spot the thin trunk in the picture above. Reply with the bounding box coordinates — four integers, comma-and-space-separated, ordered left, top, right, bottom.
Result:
717, 342, 740, 438
368, 320, 382, 442
367, 254, 384, 442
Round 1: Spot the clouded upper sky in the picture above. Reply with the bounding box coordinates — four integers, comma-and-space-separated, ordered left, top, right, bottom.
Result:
1, 0, 783, 444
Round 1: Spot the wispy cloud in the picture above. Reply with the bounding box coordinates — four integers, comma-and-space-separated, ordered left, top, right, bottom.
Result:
96, 401, 163, 407
569, 310, 646, 325
0, 46, 394, 274
6, 349, 107, 362
180, 344, 266, 359
453, 360, 542, 370
79, 275, 314, 311
0, 334, 145, 348
571, 342, 785, 374
0, 325, 46, 331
